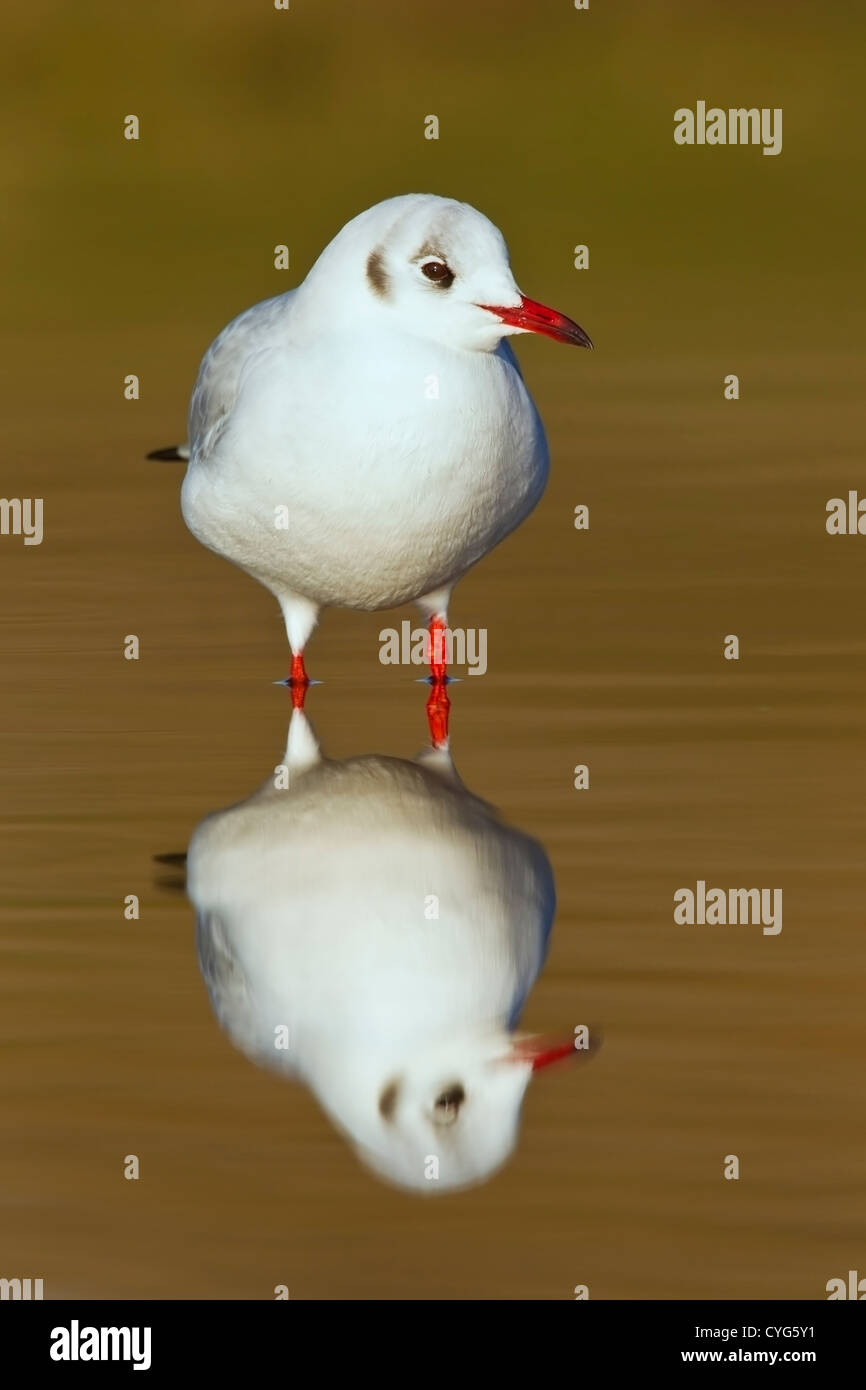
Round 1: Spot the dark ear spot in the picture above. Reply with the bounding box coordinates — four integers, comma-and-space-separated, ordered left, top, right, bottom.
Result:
366, 249, 389, 297
379, 1079, 400, 1121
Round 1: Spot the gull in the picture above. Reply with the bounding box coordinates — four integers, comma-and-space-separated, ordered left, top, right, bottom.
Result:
150, 194, 592, 696
188, 708, 597, 1193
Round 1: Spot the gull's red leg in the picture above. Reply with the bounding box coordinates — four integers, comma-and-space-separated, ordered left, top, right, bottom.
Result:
427, 616, 448, 683
289, 651, 310, 710
426, 680, 451, 750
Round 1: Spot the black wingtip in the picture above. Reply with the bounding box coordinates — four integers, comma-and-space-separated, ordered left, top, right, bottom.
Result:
147, 445, 186, 462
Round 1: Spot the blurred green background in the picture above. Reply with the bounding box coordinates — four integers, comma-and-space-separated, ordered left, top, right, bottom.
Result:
4, 1, 863, 333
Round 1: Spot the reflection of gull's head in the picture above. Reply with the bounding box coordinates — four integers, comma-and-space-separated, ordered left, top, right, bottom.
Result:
189, 712, 591, 1194
345, 1032, 538, 1194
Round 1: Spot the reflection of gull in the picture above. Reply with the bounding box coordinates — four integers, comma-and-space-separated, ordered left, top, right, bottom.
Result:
188, 712, 588, 1193
154, 194, 591, 688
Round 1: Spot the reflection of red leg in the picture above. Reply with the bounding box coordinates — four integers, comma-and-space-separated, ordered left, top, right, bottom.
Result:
426, 680, 450, 750
427, 616, 448, 682
289, 651, 310, 710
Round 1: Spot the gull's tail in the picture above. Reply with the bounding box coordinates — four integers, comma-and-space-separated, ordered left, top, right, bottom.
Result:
153, 851, 187, 893
147, 443, 190, 462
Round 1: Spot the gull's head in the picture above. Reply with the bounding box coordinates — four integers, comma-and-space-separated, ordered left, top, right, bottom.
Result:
322, 1028, 584, 1194
303, 193, 593, 354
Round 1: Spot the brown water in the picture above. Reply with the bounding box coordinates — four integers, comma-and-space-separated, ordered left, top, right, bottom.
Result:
2, 0, 865, 1301
2, 336, 864, 1299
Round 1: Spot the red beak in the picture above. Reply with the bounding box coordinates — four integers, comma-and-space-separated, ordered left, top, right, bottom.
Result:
479, 294, 593, 349
509, 1032, 599, 1072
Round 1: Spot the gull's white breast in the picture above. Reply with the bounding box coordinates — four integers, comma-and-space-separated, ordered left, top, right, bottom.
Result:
188, 754, 554, 1081
181, 299, 549, 610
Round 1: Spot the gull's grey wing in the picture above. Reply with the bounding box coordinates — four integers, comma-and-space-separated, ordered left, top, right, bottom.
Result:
195, 909, 300, 1078
195, 909, 258, 1050
188, 291, 295, 465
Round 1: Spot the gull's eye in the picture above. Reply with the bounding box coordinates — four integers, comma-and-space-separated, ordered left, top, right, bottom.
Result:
433, 1084, 465, 1125
420, 259, 454, 288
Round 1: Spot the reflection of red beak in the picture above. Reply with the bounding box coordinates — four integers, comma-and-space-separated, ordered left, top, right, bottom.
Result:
478, 294, 593, 349
510, 1032, 600, 1072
